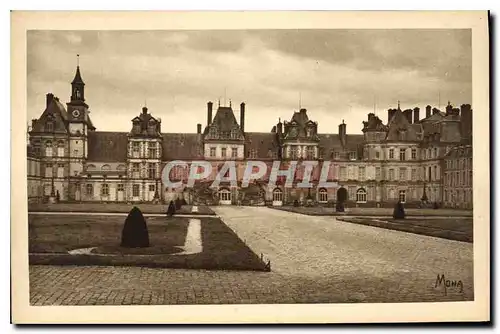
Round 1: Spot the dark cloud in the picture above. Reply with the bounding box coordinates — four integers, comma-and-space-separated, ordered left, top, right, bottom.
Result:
27, 29, 472, 134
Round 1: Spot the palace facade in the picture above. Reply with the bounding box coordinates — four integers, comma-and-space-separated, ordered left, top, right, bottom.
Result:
27, 65, 473, 209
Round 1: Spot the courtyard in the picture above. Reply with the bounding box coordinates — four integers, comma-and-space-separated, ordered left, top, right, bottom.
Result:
29, 206, 474, 305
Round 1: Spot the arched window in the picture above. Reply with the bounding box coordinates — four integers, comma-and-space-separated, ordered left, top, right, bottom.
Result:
45, 140, 53, 157
356, 188, 367, 203
273, 188, 283, 202
399, 190, 406, 203
117, 164, 126, 171
318, 188, 328, 203
86, 164, 96, 171
101, 164, 111, 171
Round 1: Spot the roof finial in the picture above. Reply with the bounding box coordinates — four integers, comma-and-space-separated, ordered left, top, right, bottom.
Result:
77, 54, 79, 67
218, 99, 220, 107
397, 100, 400, 110
229, 99, 232, 108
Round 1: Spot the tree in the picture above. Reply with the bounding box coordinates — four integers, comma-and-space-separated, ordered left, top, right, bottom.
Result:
121, 207, 150, 248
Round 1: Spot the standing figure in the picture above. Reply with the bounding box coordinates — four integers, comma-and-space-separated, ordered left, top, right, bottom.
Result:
166, 200, 176, 217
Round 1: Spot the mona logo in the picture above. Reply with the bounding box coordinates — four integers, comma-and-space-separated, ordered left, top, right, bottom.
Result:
435, 274, 464, 296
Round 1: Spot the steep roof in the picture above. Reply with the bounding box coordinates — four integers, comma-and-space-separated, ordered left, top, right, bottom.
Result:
444, 145, 472, 159
87, 131, 128, 162
162, 133, 203, 160
71, 66, 85, 85
30, 97, 69, 134
385, 109, 420, 141
210, 107, 241, 133
245, 132, 279, 159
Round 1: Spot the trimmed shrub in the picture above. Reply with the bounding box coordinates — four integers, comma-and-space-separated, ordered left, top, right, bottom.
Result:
121, 206, 150, 248
335, 202, 345, 212
393, 201, 406, 219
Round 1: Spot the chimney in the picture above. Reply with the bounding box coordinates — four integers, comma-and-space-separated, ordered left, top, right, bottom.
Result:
277, 118, 283, 134
413, 107, 420, 123
432, 107, 439, 115
338, 120, 347, 145
426, 105, 432, 118
31, 119, 37, 128
142, 106, 148, 114
240, 102, 245, 132
207, 101, 213, 126
46, 93, 54, 107
460, 104, 472, 138
388, 109, 396, 123
197, 123, 202, 134
404, 109, 413, 124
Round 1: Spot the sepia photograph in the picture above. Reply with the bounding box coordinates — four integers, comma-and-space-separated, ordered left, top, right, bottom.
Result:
11, 11, 490, 324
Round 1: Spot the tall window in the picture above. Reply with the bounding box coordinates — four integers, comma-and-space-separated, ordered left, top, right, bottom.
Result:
290, 146, 299, 159
132, 163, 140, 178
388, 168, 394, 181
340, 167, 347, 180
132, 184, 140, 197
358, 167, 366, 181
375, 150, 380, 159
307, 146, 315, 160
389, 148, 394, 159
45, 141, 53, 157
57, 164, 64, 178
356, 188, 367, 203
399, 149, 406, 161
101, 184, 109, 196
231, 147, 238, 158
348, 186, 356, 200
148, 163, 156, 179
411, 148, 417, 159
219, 189, 231, 202
375, 167, 381, 180
411, 168, 417, 181
149, 184, 155, 192
221, 147, 227, 158
334, 152, 340, 160
399, 190, 406, 203
318, 188, 328, 203
210, 147, 216, 157
45, 163, 53, 178
86, 183, 93, 196
399, 168, 407, 181
148, 142, 157, 158
433, 166, 437, 180
117, 184, 124, 192
434, 147, 438, 158
57, 141, 65, 157
132, 142, 140, 158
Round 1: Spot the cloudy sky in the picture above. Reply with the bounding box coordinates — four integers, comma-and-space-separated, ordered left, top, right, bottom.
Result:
27, 29, 471, 134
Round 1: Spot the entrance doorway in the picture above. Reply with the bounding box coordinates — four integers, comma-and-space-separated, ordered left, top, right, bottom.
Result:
337, 187, 348, 203
272, 188, 283, 206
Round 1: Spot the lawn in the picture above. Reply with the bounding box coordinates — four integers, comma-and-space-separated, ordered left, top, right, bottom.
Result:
337, 217, 473, 243
28, 203, 215, 215
29, 214, 268, 271
273, 206, 473, 217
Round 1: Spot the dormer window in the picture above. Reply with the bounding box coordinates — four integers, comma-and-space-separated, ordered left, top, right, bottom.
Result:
349, 152, 357, 160
46, 122, 54, 132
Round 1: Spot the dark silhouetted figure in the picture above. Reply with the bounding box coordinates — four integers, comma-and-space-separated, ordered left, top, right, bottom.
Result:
167, 200, 176, 217
393, 201, 406, 219
121, 207, 150, 248
175, 197, 183, 210
433, 202, 439, 209
56, 190, 60, 203
336, 201, 345, 212
181, 197, 187, 206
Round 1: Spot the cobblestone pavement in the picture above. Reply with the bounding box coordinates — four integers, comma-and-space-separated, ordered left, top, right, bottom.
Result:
30, 207, 473, 305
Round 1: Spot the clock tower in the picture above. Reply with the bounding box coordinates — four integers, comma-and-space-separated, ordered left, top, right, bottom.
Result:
67, 59, 91, 192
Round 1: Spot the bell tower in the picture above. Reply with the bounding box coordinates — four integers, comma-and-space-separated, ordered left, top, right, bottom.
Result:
70, 55, 85, 104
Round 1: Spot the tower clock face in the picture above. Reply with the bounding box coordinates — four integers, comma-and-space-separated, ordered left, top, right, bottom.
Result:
72, 109, 80, 118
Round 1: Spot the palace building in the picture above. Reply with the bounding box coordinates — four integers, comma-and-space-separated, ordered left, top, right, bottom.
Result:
27, 64, 473, 208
